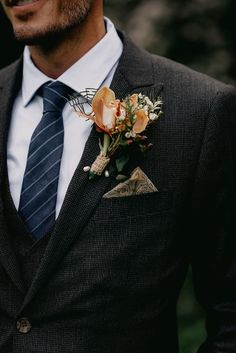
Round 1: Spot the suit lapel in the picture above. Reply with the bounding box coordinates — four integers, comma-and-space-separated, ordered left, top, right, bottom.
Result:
0, 58, 26, 294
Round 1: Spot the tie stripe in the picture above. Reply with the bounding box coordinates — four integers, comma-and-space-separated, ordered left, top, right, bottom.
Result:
24, 144, 63, 177
25, 192, 58, 223
19, 81, 73, 240
20, 175, 59, 212
47, 86, 66, 98
31, 117, 58, 143
27, 129, 64, 161
31, 210, 56, 234
21, 160, 61, 196
44, 97, 62, 112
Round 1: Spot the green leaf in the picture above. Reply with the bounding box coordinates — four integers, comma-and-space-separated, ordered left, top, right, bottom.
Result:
116, 174, 128, 182
89, 171, 97, 180
102, 134, 110, 156
115, 154, 129, 173
119, 139, 129, 146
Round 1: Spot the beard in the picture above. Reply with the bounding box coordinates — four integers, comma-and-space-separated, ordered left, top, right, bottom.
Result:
12, 0, 92, 47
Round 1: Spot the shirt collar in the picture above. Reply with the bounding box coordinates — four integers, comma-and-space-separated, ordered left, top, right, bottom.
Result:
22, 17, 123, 107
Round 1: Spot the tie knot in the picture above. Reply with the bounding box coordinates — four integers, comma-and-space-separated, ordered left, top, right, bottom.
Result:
42, 81, 73, 113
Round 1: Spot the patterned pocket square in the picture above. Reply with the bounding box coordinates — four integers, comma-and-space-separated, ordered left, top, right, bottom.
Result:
103, 167, 158, 198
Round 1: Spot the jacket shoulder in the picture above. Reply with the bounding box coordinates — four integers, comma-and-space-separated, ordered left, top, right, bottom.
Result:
0, 58, 22, 86
150, 53, 235, 98
119, 32, 235, 101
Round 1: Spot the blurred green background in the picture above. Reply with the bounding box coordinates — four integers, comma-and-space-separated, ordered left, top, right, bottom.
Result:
1, 1, 235, 351
105, 0, 236, 86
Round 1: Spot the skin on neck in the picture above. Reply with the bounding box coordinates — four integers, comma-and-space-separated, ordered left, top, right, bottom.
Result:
29, 5, 105, 79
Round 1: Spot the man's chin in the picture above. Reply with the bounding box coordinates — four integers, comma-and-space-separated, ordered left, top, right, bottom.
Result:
13, 27, 63, 47
14, 34, 51, 46
13, 33, 41, 46
12, 24, 42, 44
13, 23, 77, 47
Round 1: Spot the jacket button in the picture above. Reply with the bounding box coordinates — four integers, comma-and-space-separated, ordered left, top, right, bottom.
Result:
16, 317, 32, 334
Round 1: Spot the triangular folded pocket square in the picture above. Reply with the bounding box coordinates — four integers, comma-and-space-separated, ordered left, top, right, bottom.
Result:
103, 167, 158, 198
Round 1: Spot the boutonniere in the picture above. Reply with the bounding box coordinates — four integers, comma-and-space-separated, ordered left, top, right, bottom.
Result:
69, 87, 163, 180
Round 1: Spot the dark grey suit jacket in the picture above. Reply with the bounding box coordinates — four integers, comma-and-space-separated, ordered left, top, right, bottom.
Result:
0, 33, 236, 353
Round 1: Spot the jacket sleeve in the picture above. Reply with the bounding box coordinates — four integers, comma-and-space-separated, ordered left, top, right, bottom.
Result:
189, 86, 236, 353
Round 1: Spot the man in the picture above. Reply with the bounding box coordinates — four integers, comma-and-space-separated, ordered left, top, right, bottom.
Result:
0, 0, 235, 352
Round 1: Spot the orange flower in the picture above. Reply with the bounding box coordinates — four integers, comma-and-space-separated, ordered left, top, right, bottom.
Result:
92, 87, 119, 134
129, 94, 139, 109
133, 110, 149, 134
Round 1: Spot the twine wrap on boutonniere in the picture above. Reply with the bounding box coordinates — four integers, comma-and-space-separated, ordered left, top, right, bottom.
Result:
69, 87, 163, 180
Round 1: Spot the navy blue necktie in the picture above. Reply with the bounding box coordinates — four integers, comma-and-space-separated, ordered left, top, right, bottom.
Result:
19, 81, 72, 240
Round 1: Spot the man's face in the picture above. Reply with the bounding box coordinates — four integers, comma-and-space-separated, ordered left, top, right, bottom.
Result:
1, 0, 94, 45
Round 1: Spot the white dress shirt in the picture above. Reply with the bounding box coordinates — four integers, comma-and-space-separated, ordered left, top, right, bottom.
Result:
7, 18, 123, 218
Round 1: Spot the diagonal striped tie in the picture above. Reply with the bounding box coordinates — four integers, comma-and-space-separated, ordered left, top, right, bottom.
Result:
19, 81, 72, 240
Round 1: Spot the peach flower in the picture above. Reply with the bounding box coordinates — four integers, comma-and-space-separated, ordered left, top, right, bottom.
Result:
129, 94, 139, 109
92, 87, 120, 134
133, 110, 149, 134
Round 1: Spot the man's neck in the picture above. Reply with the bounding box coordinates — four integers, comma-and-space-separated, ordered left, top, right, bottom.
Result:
28, 16, 106, 79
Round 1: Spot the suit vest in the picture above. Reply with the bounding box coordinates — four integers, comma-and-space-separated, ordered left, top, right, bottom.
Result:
3, 178, 51, 289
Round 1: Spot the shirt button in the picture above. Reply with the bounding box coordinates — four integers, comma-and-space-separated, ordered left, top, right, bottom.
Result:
16, 317, 32, 334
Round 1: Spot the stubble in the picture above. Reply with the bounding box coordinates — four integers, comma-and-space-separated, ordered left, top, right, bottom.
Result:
13, 0, 93, 46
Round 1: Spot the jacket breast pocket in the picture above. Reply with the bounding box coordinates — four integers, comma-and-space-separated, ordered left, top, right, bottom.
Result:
91, 190, 174, 221
86, 190, 176, 297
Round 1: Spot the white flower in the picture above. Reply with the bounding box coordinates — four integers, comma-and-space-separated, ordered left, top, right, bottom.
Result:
130, 131, 136, 138
145, 97, 153, 107
143, 105, 149, 112
125, 128, 138, 138
149, 113, 158, 121
117, 113, 126, 123
119, 108, 126, 120
154, 100, 163, 109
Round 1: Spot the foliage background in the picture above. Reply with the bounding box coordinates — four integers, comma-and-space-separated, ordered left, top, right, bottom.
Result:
105, 0, 236, 86
1, 1, 235, 352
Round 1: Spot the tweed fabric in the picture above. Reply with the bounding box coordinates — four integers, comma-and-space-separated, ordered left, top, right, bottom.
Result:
0, 32, 235, 353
